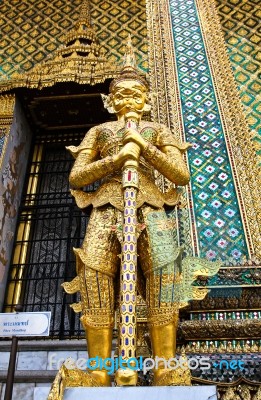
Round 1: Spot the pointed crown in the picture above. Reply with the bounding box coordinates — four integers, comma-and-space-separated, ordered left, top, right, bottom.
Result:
109, 35, 149, 93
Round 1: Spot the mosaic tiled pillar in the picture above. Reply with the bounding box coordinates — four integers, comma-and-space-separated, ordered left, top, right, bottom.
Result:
147, 0, 261, 262
168, 0, 250, 262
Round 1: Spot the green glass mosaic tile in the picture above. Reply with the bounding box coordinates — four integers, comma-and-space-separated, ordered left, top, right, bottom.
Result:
169, 0, 248, 262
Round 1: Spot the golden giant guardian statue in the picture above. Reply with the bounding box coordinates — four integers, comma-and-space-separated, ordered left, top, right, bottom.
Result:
62, 37, 220, 388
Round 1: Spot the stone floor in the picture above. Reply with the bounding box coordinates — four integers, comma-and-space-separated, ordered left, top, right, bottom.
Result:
0, 339, 86, 400
0, 383, 51, 400
63, 386, 217, 400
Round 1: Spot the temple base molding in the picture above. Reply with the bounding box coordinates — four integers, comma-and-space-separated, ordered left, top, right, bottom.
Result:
62, 386, 217, 400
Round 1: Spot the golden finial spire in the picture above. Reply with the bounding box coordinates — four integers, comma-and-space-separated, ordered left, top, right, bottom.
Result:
63, 0, 97, 48
78, 0, 91, 27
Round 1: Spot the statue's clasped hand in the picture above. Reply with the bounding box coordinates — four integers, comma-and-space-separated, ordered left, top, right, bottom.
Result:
123, 128, 147, 151
114, 129, 148, 168
114, 142, 141, 168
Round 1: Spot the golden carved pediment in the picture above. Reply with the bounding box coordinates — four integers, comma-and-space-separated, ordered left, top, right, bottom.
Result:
0, 0, 118, 93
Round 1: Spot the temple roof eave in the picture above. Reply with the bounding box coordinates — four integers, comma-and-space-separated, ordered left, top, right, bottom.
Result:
0, 53, 119, 93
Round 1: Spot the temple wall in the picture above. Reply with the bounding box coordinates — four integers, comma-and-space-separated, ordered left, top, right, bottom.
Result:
215, 0, 261, 159
0, 97, 32, 311
0, 0, 260, 262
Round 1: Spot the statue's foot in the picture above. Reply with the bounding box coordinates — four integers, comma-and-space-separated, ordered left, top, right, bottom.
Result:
153, 368, 191, 386
90, 370, 111, 386
62, 367, 107, 387
61, 365, 111, 387
115, 368, 138, 386
48, 365, 111, 399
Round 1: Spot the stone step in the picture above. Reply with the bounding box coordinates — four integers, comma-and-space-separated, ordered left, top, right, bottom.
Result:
63, 386, 217, 400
